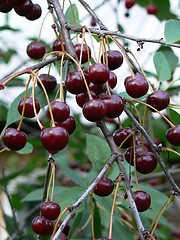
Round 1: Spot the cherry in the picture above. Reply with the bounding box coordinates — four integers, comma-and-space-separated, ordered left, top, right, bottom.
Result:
26, 41, 46, 59
82, 99, 107, 122
136, 152, 157, 174
0, 1, 13, 12
124, 146, 148, 166
88, 63, 110, 85
40, 126, 69, 154
146, 5, 158, 15
124, 73, 149, 98
55, 116, 76, 135
65, 71, 89, 94
125, 0, 136, 9
58, 221, 70, 236
89, 83, 104, 95
166, 125, 180, 146
75, 91, 97, 108
32, 216, 54, 236
18, 97, 40, 118
14, 0, 34, 16
25, 3, 42, 21
94, 177, 114, 197
38, 74, 57, 92
146, 90, 170, 111
40, 201, 61, 221
74, 43, 91, 64
57, 233, 68, 240
113, 127, 133, 148
52, 39, 66, 52
46, 101, 70, 122
2, 128, 27, 150
99, 94, 124, 118
108, 71, 117, 89
101, 50, 123, 70
133, 190, 151, 212
8, 0, 26, 7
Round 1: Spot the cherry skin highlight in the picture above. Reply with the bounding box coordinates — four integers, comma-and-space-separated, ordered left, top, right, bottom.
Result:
133, 190, 151, 212
94, 178, 114, 197
40, 201, 61, 221
74, 43, 91, 64
26, 41, 45, 59
32, 216, 54, 236
38, 74, 57, 92
166, 125, 180, 146
18, 97, 40, 118
88, 63, 110, 85
101, 50, 123, 70
46, 101, 70, 122
146, 90, 170, 111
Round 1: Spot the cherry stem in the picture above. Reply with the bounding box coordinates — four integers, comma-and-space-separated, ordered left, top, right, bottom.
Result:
164, 78, 180, 91
161, 147, 180, 157
78, 28, 86, 66
59, 53, 65, 102
77, 215, 91, 233
107, 35, 135, 78
132, 137, 140, 190
108, 175, 121, 239
46, 163, 54, 202
38, 10, 51, 42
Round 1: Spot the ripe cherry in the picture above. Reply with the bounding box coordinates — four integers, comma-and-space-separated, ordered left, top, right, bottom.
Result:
146, 5, 158, 15
133, 190, 151, 212
99, 94, 124, 118
108, 71, 117, 89
52, 39, 65, 52
26, 41, 46, 59
125, 0, 136, 9
94, 178, 114, 197
146, 90, 170, 111
32, 216, 54, 236
0, 1, 13, 12
40, 126, 69, 154
14, 1, 34, 16
89, 83, 104, 95
65, 71, 89, 94
55, 116, 76, 135
2, 128, 27, 150
74, 43, 91, 64
75, 91, 97, 108
88, 63, 110, 85
46, 101, 70, 122
38, 74, 57, 92
8, 0, 26, 7
113, 127, 133, 148
26, 3, 42, 21
136, 152, 157, 174
124, 146, 148, 166
82, 99, 107, 122
40, 201, 61, 221
18, 97, 40, 118
101, 50, 123, 70
124, 73, 149, 98
166, 125, 180, 146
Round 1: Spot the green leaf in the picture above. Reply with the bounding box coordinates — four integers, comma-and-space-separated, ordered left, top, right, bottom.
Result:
17, 142, 33, 154
153, 52, 171, 81
86, 134, 111, 172
167, 108, 180, 125
0, 25, 21, 32
93, 199, 102, 238
164, 19, 180, 43
157, 46, 179, 73
65, 3, 81, 25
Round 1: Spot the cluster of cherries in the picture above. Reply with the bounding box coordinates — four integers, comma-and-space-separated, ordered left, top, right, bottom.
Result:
125, 0, 158, 15
0, 0, 42, 21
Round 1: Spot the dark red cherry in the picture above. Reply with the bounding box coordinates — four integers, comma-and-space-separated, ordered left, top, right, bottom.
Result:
32, 216, 54, 236
2, 128, 27, 150
25, 3, 42, 20
133, 190, 151, 212
146, 5, 158, 15
124, 146, 148, 166
101, 50, 123, 70
99, 94, 124, 118
113, 127, 133, 148
82, 99, 107, 122
38, 74, 57, 92
26, 41, 46, 59
74, 43, 91, 64
124, 73, 149, 98
108, 71, 117, 89
88, 63, 110, 85
65, 71, 89, 94
46, 101, 70, 122
94, 177, 114, 197
89, 83, 104, 95
40, 201, 61, 221
0, 1, 13, 12
75, 91, 97, 108
14, 0, 34, 16
146, 90, 170, 111
136, 152, 157, 174
18, 97, 40, 118
40, 126, 69, 154
8, 0, 26, 6
52, 39, 65, 52
125, 0, 135, 9
58, 221, 70, 236
166, 125, 180, 146
55, 116, 76, 135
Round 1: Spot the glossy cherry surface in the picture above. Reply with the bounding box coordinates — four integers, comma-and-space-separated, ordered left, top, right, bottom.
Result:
38, 74, 57, 92
18, 97, 40, 118
108, 71, 117, 89
94, 178, 114, 197
74, 43, 91, 64
136, 152, 157, 174
32, 216, 54, 236
55, 116, 76, 135
26, 3, 42, 20
101, 50, 123, 70
146, 90, 170, 111
14, 1, 34, 16
88, 63, 110, 85
146, 4, 158, 15
133, 190, 151, 212
26, 41, 45, 59
0, 1, 13, 12
52, 39, 65, 52
166, 125, 180, 146
113, 127, 133, 148
75, 91, 97, 108
46, 101, 70, 122
125, 0, 135, 9
40, 201, 61, 221
8, 0, 27, 6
